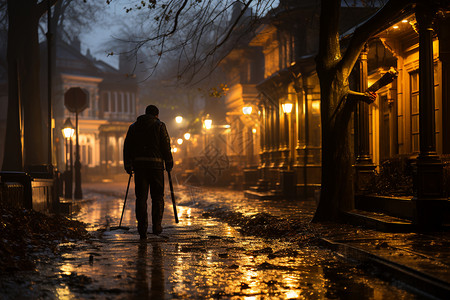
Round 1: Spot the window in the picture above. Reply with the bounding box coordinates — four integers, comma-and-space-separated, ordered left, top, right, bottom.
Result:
410, 72, 419, 153
102, 92, 110, 112
124, 93, 129, 113
111, 92, 117, 112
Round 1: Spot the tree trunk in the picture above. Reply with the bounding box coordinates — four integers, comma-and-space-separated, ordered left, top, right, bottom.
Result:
312, 0, 412, 222
313, 73, 356, 221
2, 0, 46, 171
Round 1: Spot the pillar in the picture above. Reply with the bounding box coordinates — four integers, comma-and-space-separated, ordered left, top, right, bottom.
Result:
413, 3, 445, 229
354, 45, 376, 194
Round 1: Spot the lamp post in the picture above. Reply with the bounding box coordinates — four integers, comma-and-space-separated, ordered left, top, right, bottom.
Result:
184, 132, 191, 168
61, 118, 74, 199
281, 100, 295, 198
243, 105, 254, 166
203, 115, 212, 148
281, 100, 293, 168
74, 111, 82, 200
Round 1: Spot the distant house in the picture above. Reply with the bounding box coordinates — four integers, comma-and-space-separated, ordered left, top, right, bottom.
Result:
41, 37, 139, 180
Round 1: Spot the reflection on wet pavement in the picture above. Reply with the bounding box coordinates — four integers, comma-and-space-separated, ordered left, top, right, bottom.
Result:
0, 182, 420, 299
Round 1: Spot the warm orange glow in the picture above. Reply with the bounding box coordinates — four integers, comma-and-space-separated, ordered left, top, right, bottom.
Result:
204, 119, 212, 130
282, 102, 293, 114
312, 100, 320, 112
177, 138, 183, 145
243, 106, 252, 115
184, 132, 191, 140
175, 116, 183, 123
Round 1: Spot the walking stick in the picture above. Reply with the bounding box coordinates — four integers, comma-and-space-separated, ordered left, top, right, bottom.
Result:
110, 173, 132, 230
167, 171, 179, 223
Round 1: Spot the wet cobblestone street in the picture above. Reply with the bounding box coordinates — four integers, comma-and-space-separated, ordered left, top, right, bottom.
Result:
0, 178, 423, 299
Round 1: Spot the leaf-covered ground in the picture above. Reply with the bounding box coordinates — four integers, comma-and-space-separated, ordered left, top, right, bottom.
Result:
0, 206, 89, 273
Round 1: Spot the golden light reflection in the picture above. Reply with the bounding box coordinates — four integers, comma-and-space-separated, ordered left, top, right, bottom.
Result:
282, 273, 298, 288
60, 264, 74, 276
56, 286, 72, 300
285, 290, 300, 299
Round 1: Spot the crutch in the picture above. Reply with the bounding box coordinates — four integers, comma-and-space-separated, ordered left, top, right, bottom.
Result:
110, 173, 132, 230
167, 171, 179, 223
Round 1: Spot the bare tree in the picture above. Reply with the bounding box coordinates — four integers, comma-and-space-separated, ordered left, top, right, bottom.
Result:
105, 0, 277, 83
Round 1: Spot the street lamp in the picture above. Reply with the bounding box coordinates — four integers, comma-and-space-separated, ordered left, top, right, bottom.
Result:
175, 116, 183, 124
184, 132, 191, 140
61, 118, 74, 199
204, 117, 212, 130
282, 100, 293, 168
177, 138, 183, 145
203, 115, 212, 149
243, 106, 252, 115
282, 101, 293, 114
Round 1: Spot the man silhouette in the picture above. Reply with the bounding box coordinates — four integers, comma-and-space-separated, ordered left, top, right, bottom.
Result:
123, 105, 173, 239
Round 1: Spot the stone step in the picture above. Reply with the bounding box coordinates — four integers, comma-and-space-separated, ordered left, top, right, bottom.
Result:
343, 209, 414, 232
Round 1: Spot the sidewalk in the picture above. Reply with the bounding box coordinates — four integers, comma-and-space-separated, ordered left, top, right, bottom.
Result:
82, 181, 450, 299
178, 185, 450, 299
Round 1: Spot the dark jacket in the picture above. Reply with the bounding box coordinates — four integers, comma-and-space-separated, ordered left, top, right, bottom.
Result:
123, 114, 173, 170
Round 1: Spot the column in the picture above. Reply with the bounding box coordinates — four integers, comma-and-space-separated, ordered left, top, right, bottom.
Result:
354, 45, 376, 194
436, 13, 450, 154
413, 3, 445, 229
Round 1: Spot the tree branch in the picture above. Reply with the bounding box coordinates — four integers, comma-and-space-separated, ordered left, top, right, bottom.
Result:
340, 0, 412, 77
37, 0, 58, 19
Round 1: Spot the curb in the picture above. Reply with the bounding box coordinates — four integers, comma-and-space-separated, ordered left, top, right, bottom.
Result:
319, 238, 450, 299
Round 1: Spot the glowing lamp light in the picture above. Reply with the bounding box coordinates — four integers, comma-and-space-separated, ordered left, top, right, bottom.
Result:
393, 25, 399, 29
175, 116, 183, 123
184, 132, 191, 140
204, 118, 212, 130
282, 102, 293, 114
172, 147, 178, 153
252, 128, 257, 134
312, 100, 321, 112
61, 118, 75, 139
177, 138, 183, 145
242, 106, 252, 115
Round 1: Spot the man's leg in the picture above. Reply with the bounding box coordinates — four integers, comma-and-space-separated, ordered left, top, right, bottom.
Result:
149, 169, 165, 235
134, 170, 150, 239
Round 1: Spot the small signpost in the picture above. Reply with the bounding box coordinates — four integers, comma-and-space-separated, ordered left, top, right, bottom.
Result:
64, 87, 88, 200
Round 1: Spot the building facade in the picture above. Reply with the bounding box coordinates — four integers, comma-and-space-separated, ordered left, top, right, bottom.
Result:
218, 1, 449, 225
49, 39, 138, 181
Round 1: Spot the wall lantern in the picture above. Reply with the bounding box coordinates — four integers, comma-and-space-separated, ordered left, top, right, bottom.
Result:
242, 106, 252, 115
62, 118, 75, 138
282, 101, 293, 114
184, 132, 191, 140
312, 100, 321, 113
177, 138, 183, 145
175, 116, 183, 123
